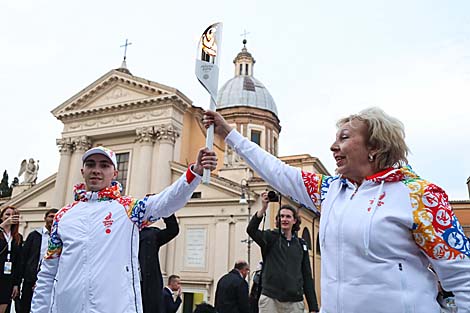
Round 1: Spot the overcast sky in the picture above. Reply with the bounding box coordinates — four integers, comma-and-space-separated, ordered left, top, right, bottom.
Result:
1, 0, 469, 199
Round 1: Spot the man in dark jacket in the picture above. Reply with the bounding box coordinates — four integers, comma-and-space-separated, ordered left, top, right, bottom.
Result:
215, 260, 250, 313
246, 192, 319, 313
19, 208, 58, 313
162, 274, 182, 313
139, 214, 179, 313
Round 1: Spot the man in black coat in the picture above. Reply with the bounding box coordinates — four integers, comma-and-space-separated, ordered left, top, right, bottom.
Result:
139, 214, 179, 313
215, 260, 250, 313
19, 208, 58, 313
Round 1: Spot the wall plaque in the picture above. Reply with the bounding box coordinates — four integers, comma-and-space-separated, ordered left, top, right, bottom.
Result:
184, 227, 207, 268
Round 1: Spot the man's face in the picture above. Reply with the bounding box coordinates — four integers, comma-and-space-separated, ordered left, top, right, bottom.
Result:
279, 208, 296, 233
169, 278, 181, 292
81, 154, 118, 191
240, 266, 250, 279
44, 212, 56, 229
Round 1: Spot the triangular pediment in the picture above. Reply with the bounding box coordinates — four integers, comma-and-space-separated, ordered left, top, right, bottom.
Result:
83, 85, 154, 109
52, 69, 192, 119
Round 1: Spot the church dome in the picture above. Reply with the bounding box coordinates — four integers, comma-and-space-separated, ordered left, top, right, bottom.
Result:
217, 40, 278, 116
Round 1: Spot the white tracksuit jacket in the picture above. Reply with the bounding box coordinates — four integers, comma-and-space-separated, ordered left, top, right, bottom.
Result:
226, 130, 470, 313
31, 167, 201, 313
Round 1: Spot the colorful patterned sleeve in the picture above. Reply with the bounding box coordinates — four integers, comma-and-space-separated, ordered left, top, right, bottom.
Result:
301, 171, 331, 210
44, 204, 73, 260
122, 165, 201, 229
121, 196, 153, 229
409, 182, 469, 259
407, 180, 470, 310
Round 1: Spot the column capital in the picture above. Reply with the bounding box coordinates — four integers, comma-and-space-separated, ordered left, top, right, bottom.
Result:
135, 127, 155, 144
72, 135, 92, 152
155, 125, 180, 144
56, 137, 73, 154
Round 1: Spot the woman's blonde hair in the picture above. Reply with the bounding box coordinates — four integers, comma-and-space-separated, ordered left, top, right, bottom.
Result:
337, 107, 410, 170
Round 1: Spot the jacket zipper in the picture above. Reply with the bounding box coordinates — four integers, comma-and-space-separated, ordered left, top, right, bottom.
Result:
398, 263, 412, 313
336, 184, 362, 313
336, 191, 356, 313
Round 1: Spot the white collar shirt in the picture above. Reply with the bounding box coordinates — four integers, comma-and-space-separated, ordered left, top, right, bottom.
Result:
40, 226, 50, 263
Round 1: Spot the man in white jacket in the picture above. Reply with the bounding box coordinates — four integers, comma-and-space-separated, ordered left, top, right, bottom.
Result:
31, 146, 217, 313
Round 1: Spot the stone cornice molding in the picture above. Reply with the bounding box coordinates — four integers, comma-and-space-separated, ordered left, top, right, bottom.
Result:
56, 137, 73, 154
135, 127, 156, 144
72, 135, 92, 152
56, 95, 188, 121
52, 69, 193, 121
155, 125, 180, 144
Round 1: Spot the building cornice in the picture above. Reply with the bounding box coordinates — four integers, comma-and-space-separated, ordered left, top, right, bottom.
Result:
52, 69, 192, 120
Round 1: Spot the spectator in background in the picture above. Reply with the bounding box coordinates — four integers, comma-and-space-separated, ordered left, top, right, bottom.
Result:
19, 208, 58, 313
193, 302, 217, 313
140, 214, 179, 313
215, 260, 250, 313
162, 274, 182, 313
0, 206, 23, 313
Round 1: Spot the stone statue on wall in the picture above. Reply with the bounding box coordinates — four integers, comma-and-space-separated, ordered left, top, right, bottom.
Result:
18, 158, 39, 184
223, 146, 242, 167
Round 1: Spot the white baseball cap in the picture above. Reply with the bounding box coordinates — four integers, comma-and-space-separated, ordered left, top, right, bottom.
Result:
82, 146, 118, 169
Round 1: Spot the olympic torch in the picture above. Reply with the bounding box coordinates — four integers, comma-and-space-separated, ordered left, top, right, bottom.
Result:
195, 22, 223, 184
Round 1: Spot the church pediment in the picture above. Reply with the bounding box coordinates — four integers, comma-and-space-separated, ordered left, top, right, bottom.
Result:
52, 69, 192, 119
86, 85, 155, 108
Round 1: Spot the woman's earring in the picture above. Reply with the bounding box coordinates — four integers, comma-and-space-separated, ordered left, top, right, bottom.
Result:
368, 154, 374, 162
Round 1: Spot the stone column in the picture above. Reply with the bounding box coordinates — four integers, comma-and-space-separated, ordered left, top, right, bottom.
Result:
164, 235, 177, 276
235, 216, 250, 265
52, 137, 73, 209
152, 125, 179, 193
131, 127, 155, 198
213, 217, 230, 301
65, 136, 91, 203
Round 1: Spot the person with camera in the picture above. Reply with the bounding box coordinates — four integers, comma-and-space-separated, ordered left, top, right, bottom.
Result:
246, 192, 319, 313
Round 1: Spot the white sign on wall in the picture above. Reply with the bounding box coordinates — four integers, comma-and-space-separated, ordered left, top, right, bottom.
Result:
184, 227, 207, 268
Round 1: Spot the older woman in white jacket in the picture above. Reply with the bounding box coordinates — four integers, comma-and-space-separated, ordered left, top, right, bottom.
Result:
204, 107, 470, 313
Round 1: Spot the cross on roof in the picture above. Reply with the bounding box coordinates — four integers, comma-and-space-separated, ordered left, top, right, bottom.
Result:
120, 39, 132, 61
240, 29, 251, 45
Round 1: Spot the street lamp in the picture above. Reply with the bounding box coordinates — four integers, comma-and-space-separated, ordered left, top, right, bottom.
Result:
240, 178, 252, 284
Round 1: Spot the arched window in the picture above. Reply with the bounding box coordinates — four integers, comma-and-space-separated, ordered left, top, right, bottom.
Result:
316, 233, 321, 256
301, 227, 312, 250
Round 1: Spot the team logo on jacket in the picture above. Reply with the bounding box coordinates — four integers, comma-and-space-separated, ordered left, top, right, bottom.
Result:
367, 192, 386, 212
103, 212, 114, 234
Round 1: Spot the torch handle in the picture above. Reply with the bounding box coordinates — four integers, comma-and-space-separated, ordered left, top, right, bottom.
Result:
203, 124, 214, 184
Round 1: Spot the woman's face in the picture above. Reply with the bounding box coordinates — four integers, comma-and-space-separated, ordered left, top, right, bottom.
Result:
1, 208, 15, 222
330, 119, 376, 182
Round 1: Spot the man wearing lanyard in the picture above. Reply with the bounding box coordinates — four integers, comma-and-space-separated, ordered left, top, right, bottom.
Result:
19, 209, 58, 313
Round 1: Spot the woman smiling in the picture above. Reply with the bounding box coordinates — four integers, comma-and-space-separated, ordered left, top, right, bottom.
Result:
204, 107, 470, 313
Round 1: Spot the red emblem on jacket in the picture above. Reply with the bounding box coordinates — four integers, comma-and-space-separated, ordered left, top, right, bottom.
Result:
103, 212, 114, 234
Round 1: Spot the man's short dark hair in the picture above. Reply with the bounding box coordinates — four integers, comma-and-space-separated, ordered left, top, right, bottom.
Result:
168, 274, 180, 285
193, 302, 217, 313
234, 261, 249, 271
275, 204, 301, 232
45, 208, 59, 218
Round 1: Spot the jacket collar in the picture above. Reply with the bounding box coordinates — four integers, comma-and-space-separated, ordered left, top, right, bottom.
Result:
73, 181, 122, 202
365, 165, 419, 183
339, 165, 419, 187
